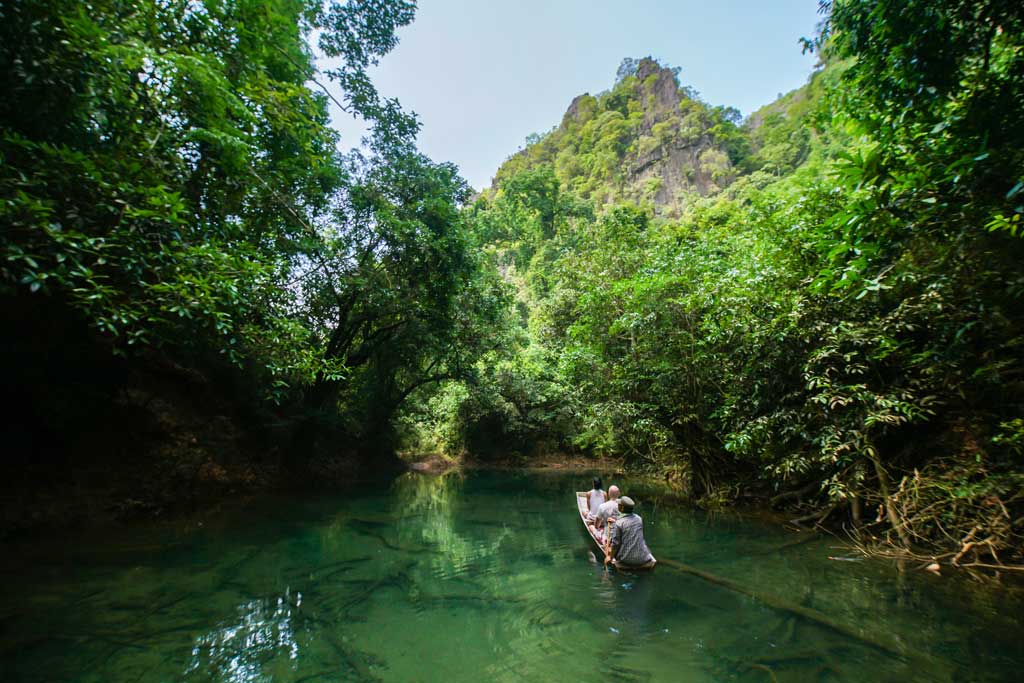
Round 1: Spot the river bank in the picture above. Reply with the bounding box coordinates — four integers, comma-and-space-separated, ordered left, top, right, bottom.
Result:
5, 408, 1018, 586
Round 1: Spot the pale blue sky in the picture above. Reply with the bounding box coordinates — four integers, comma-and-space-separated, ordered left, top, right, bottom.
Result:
327, 0, 824, 190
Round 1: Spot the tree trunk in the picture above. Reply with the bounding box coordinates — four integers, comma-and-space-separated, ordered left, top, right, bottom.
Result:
869, 446, 912, 549
850, 491, 863, 539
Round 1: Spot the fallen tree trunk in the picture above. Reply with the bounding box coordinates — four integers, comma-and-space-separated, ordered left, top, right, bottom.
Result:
869, 448, 913, 549
750, 531, 820, 556
657, 558, 916, 662
770, 480, 822, 507
788, 503, 838, 528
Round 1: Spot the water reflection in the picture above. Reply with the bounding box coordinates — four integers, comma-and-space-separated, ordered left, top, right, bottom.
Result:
392, 471, 514, 580
186, 593, 300, 682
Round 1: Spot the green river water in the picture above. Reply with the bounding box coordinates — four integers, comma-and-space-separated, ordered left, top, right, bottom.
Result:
1, 470, 1021, 682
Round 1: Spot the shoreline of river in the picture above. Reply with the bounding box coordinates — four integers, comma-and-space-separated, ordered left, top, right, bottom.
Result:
7, 443, 1022, 586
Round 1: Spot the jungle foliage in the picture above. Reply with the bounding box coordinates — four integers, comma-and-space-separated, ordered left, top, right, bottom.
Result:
3, 0, 1022, 567
413, 1, 1024, 566
0, 0, 504, 463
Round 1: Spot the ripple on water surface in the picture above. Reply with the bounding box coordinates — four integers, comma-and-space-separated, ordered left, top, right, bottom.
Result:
1, 470, 1022, 682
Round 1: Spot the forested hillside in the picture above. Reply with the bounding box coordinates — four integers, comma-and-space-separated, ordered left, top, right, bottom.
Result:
407, 2, 1024, 566
492, 58, 745, 215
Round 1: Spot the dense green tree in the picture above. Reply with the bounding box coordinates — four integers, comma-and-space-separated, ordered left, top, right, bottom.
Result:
1, 0, 503, 467
0, 0, 413, 361
293, 151, 510, 451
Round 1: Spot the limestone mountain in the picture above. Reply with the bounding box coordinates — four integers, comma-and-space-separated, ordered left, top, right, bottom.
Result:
486, 57, 832, 217
489, 58, 748, 216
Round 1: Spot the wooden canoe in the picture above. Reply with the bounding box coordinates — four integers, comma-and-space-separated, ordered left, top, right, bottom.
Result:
576, 491, 656, 570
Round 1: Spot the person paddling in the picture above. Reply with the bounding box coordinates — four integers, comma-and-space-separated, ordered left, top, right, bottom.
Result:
605, 496, 655, 569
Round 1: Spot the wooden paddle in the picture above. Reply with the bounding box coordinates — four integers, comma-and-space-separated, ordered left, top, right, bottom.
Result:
603, 518, 612, 567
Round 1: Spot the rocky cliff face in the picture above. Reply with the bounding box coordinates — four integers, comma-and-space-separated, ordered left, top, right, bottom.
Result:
492, 58, 740, 216
626, 60, 734, 208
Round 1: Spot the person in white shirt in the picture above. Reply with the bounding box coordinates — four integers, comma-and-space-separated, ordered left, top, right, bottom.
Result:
587, 477, 605, 517
590, 485, 621, 543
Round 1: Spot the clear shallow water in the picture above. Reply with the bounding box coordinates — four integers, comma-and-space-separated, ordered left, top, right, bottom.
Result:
1, 470, 1021, 683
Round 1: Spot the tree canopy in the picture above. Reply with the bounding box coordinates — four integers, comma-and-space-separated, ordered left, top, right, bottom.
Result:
0, 0, 502, 461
